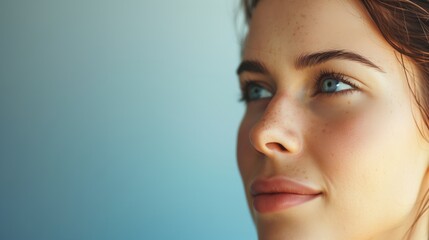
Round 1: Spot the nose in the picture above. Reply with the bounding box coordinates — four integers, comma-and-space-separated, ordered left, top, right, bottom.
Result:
249, 93, 302, 159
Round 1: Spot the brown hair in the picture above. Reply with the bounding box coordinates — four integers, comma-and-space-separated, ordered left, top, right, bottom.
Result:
241, 0, 429, 238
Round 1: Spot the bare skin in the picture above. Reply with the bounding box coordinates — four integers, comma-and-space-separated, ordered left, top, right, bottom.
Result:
237, 0, 429, 239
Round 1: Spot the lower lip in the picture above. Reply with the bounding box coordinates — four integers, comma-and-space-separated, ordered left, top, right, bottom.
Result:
253, 193, 320, 213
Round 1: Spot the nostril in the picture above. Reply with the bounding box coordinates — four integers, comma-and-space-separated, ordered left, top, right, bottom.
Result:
266, 142, 287, 152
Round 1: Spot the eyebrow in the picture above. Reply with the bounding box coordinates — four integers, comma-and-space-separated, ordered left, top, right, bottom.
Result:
296, 50, 384, 73
236, 60, 268, 75
236, 49, 385, 75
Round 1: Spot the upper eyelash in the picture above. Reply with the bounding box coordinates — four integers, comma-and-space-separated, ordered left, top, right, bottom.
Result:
312, 70, 358, 96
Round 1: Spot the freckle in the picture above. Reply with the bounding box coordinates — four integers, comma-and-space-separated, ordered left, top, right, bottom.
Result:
300, 13, 306, 19
292, 167, 299, 174
347, 101, 351, 105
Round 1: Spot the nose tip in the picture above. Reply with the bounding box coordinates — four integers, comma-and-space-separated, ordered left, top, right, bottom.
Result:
249, 123, 301, 158
248, 97, 302, 158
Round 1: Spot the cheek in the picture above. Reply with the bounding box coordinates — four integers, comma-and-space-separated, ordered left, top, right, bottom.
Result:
310, 101, 426, 227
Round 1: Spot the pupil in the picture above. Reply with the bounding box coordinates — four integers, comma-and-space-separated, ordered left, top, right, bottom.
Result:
253, 88, 260, 95
324, 79, 337, 92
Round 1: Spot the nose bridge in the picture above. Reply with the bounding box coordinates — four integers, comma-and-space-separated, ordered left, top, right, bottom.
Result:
250, 93, 302, 157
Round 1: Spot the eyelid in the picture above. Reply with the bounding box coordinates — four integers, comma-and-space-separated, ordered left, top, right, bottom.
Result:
241, 79, 274, 92
239, 79, 274, 102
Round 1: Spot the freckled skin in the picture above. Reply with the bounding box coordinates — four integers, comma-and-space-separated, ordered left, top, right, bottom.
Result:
237, 0, 429, 240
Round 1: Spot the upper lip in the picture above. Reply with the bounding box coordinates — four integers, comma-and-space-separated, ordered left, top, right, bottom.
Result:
250, 176, 322, 196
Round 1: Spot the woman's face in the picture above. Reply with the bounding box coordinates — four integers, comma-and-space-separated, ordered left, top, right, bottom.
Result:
237, 0, 429, 239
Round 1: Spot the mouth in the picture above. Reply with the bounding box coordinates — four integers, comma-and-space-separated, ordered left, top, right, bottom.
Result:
250, 176, 322, 213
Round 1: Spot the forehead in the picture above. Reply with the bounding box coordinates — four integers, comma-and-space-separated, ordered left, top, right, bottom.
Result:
244, 0, 387, 63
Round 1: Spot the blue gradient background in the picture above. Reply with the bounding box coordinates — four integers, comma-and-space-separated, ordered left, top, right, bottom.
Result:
0, 0, 255, 239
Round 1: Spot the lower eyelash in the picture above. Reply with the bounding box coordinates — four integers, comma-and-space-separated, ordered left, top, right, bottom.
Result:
239, 94, 247, 102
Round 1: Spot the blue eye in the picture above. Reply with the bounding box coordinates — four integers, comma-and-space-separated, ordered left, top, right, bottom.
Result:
242, 82, 273, 102
318, 73, 354, 94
